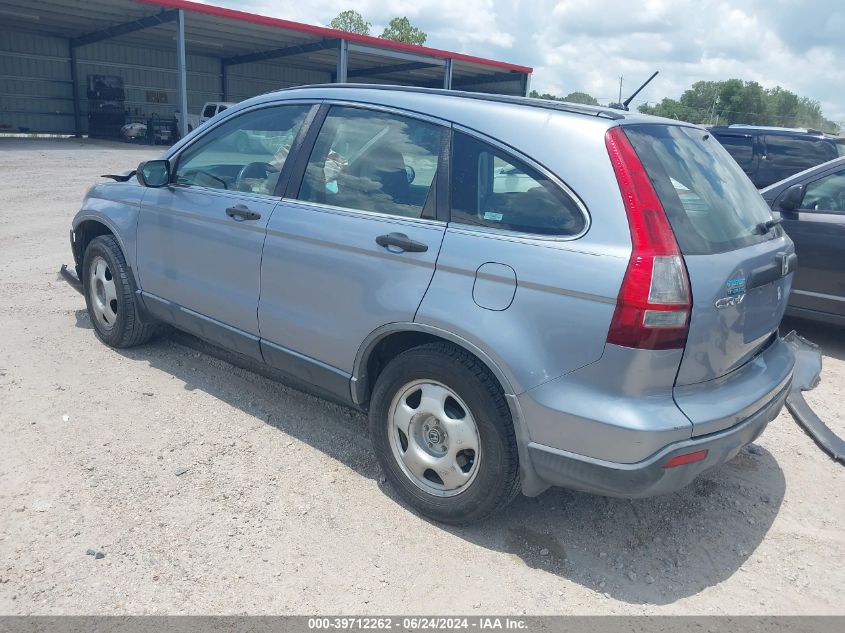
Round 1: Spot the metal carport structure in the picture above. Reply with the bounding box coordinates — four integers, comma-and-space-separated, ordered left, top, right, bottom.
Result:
0, 0, 533, 137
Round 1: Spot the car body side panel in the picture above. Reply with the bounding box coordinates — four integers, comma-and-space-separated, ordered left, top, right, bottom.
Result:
415, 228, 625, 395
71, 181, 146, 286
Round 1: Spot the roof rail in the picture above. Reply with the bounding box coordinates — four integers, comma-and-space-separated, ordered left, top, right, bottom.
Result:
727, 124, 829, 135
272, 83, 626, 120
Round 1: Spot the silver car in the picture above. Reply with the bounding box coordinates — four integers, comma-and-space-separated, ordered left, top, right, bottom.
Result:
63, 85, 796, 523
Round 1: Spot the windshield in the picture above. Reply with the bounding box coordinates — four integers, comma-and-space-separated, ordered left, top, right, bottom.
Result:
624, 124, 775, 255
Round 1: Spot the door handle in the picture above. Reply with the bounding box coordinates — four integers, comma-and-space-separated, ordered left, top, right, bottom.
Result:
375, 232, 428, 253
226, 204, 261, 221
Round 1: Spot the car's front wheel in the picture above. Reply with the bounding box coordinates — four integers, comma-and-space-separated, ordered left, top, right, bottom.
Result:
369, 343, 520, 524
82, 235, 156, 348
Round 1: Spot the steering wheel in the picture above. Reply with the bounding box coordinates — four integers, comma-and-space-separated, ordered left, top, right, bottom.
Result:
235, 161, 279, 188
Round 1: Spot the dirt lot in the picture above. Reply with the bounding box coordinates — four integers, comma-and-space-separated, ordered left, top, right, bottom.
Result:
0, 138, 843, 615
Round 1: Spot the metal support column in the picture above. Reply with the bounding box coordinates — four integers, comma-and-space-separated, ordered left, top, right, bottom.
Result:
443, 58, 453, 90
175, 9, 189, 138
523, 73, 532, 97
221, 59, 228, 102
335, 38, 348, 83
68, 42, 82, 137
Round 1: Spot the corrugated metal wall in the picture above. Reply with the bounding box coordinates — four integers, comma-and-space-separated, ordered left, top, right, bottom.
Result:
0, 29, 329, 135
0, 31, 74, 133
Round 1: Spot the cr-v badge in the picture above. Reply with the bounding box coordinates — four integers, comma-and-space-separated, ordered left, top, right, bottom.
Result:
716, 276, 747, 309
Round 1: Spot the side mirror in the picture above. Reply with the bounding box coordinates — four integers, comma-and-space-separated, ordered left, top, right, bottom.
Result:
137, 159, 171, 188
778, 183, 805, 212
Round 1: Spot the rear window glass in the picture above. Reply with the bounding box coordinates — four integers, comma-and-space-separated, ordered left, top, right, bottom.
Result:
450, 132, 586, 236
713, 134, 754, 166
624, 125, 774, 255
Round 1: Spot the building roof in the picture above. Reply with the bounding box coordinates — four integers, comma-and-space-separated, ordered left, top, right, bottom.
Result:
2, 0, 531, 93
139, 0, 533, 74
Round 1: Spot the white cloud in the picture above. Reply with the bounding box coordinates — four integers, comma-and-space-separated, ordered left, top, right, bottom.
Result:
207, 0, 845, 123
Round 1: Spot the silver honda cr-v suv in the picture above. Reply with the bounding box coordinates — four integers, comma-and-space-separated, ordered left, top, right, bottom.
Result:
64, 85, 796, 524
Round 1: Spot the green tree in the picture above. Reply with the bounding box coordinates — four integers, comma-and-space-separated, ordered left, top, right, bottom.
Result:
563, 91, 599, 105
380, 17, 427, 45
529, 89, 599, 105
330, 9, 371, 35
637, 79, 840, 133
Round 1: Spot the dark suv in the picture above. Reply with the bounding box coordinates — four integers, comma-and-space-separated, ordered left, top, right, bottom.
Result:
710, 125, 844, 189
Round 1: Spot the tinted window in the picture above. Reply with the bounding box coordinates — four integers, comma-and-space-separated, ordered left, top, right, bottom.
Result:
801, 169, 845, 213
450, 132, 586, 236
298, 106, 441, 219
175, 105, 309, 196
218, 105, 228, 113
763, 135, 838, 173
202, 105, 216, 118
625, 125, 773, 255
713, 134, 753, 167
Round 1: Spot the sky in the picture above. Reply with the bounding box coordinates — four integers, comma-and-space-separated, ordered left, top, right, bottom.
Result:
204, 0, 845, 123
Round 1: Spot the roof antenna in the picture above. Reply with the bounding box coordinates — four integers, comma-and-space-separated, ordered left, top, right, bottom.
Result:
609, 71, 658, 111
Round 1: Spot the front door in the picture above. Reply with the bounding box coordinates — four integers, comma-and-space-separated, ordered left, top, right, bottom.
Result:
258, 105, 447, 400
781, 167, 845, 318
136, 103, 313, 357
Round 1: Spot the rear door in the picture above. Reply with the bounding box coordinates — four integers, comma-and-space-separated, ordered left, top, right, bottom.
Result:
758, 134, 839, 188
257, 104, 447, 399
624, 124, 795, 388
780, 167, 845, 317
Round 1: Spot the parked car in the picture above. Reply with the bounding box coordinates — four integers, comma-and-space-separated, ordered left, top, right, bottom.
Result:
175, 101, 236, 134
62, 85, 796, 523
761, 156, 845, 326
709, 124, 844, 189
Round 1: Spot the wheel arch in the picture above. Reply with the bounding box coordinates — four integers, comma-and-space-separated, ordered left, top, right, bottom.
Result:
72, 219, 115, 269
352, 323, 518, 407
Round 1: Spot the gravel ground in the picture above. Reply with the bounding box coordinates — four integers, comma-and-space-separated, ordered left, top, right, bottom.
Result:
0, 138, 843, 615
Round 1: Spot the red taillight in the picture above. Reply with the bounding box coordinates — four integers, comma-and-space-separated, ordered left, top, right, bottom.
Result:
605, 127, 691, 350
663, 450, 708, 468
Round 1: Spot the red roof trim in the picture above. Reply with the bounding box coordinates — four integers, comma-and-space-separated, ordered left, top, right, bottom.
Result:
135, 0, 532, 74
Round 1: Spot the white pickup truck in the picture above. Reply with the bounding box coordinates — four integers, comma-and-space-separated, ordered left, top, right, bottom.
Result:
175, 101, 236, 134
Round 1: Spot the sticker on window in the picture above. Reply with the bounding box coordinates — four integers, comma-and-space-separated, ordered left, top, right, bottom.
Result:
483, 211, 504, 221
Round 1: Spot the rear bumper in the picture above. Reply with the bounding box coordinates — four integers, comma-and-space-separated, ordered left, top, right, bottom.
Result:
526, 380, 789, 498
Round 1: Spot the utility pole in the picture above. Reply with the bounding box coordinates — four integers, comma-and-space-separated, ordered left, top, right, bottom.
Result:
709, 95, 720, 125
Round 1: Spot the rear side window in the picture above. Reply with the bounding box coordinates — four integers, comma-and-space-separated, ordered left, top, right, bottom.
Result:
624, 125, 773, 255
202, 104, 216, 118
450, 132, 586, 236
763, 135, 838, 172
713, 133, 754, 167
298, 106, 441, 219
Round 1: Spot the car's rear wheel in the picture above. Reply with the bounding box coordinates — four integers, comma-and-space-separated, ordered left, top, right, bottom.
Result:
369, 342, 520, 524
82, 235, 156, 348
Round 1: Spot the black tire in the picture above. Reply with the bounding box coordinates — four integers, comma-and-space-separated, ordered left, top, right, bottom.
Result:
369, 342, 520, 524
82, 235, 156, 348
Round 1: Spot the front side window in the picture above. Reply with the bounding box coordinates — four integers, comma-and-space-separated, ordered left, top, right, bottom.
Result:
450, 132, 586, 236
175, 104, 310, 196
297, 106, 441, 219
801, 169, 845, 213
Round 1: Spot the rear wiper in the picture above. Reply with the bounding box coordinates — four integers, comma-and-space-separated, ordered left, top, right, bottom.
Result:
757, 217, 782, 234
